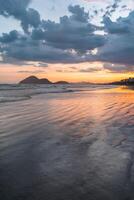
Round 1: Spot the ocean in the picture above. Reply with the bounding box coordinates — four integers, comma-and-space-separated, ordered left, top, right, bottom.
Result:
0, 84, 134, 200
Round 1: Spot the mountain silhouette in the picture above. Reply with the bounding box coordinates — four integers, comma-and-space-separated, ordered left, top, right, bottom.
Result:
19, 76, 69, 84
19, 76, 52, 84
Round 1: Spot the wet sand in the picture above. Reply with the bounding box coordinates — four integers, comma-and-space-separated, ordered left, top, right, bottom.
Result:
0, 88, 134, 200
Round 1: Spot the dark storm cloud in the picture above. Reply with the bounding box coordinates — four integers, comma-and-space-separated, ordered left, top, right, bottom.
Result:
103, 10, 134, 34
2, 42, 89, 64
103, 63, 134, 73
0, 30, 19, 43
0, 1, 134, 73
103, 16, 129, 34
0, 0, 30, 16
0, 0, 41, 33
96, 10, 134, 67
21, 8, 41, 33
0, 5, 105, 64
68, 5, 89, 23
32, 5, 105, 52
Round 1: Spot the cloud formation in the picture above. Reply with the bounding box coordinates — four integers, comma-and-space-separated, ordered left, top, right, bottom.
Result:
0, 0, 134, 73
0, 30, 19, 43
0, 4, 105, 64
32, 5, 105, 52
0, 0, 41, 33
96, 11, 134, 69
103, 63, 134, 73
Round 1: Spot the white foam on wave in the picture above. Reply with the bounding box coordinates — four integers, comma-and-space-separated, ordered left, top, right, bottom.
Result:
0, 84, 130, 103
0, 84, 74, 103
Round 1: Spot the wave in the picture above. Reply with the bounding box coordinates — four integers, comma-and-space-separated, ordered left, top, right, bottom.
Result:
0, 84, 75, 103
0, 84, 133, 103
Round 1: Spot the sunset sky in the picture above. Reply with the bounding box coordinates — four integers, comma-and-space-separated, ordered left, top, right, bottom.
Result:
0, 0, 134, 83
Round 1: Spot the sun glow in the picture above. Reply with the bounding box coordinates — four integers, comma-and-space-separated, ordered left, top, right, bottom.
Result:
0, 62, 133, 84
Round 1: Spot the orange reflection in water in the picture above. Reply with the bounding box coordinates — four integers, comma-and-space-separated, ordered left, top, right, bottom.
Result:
40, 86, 134, 139
92, 86, 134, 94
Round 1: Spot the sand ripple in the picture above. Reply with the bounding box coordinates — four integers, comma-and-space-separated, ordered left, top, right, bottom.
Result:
0, 88, 134, 200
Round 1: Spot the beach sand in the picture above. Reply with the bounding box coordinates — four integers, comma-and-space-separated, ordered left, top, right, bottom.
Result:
0, 87, 134, 200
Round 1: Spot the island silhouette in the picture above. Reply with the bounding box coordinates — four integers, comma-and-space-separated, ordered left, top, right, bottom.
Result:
19, 76, 69, 84
19, 76, 134, 85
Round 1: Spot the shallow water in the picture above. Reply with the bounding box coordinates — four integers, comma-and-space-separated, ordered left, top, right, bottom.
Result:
0, 86, 134, 200
0, 83, 115, 103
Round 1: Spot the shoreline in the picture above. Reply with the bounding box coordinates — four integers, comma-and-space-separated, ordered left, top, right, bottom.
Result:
0, 88, 134, 199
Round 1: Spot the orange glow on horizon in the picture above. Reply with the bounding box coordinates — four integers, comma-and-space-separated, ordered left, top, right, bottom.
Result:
0, 63, 133, 84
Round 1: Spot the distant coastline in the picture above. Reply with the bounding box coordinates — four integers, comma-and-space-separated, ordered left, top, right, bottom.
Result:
19, 76, 69, 85
108, 77, 134, 86
19, 76, 134, 86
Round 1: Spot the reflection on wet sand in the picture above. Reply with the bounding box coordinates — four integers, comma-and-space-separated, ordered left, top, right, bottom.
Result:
0, 87, 134, 200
